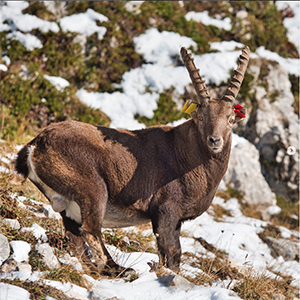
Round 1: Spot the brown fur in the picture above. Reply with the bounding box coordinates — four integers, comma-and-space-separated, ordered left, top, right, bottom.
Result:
15, 98, 244, 274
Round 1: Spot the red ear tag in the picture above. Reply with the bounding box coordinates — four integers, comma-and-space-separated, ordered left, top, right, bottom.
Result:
234, 104, 246, 118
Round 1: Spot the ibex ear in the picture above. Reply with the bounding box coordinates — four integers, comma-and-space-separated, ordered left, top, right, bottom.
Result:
181, 100, 198, 114
234, 104, 246, 123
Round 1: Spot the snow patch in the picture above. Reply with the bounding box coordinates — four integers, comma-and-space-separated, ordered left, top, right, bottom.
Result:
185, 11, 232, 30
44, 75, 70, 91
59, 8, 108, 39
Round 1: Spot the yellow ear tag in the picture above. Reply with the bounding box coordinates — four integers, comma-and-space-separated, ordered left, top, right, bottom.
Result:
184, 103, 198, 114
181, 101, 189, 113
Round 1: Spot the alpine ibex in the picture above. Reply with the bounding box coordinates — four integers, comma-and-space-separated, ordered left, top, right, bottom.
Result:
16, 46, 250, 275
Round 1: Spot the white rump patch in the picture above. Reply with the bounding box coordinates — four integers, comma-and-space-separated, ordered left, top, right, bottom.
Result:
27, 145, 82, 224
65, 201, 82, 224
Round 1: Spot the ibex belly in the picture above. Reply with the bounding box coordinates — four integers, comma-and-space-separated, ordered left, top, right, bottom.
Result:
103, 201, 150, 228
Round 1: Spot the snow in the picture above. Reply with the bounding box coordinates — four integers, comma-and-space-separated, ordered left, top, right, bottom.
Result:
21, 223, 48, 243
1, 1, 58, 50
2, 55, 11, 66
7, 31, 43, 51
0, 64, 8, 71
276, 1, 300, 50
185, 11, 232, 31
59, 8, 108, 39
253, 46, 300, 76
44, 75, 70, 91
1, 1, 58, 33
134, 28, 197, 65
210, 41, 244, 52
266, 205, 282, 216
86, 271, 241, 300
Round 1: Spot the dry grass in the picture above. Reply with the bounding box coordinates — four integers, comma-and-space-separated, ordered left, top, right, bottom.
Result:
181, 251, 298, 299
44, 265, 88, 288
1, 278, 74, 300
210, 204, 232, 221
233, 271, 296, 300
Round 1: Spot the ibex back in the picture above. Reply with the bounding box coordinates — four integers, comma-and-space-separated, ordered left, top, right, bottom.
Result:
16, 46, 250, 275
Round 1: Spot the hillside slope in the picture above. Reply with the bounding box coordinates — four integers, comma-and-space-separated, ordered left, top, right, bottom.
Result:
0, 1, 299, 299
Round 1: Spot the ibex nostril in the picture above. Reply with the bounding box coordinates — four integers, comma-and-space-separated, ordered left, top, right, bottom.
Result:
209, 137, 220, 144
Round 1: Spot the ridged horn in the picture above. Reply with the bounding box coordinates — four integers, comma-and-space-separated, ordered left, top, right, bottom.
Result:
222, 46, 250, 102
181, 47, 211, 104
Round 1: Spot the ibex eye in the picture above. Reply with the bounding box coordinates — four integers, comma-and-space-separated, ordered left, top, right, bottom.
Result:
229, 119, 234, 124
198, 116, 203, 121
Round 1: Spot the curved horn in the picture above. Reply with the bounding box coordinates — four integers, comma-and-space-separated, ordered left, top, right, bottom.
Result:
222, 46, 250, 102
181, 47, 211, 104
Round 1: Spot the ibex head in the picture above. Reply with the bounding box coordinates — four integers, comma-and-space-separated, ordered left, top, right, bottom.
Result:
181, 46, 250, 154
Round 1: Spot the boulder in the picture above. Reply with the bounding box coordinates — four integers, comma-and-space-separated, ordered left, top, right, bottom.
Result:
263, 237, 299, 261
244, 58, 299, 201
224, 134, 277, 209
157, 268, 195, 290
3, 218, 20, 230
0, 234, 10, 265
10, 240, 31, 263
35, 243, 60, 269
0, 283, 30, 300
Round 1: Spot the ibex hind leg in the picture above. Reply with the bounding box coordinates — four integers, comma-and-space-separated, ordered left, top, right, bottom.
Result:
60, 211, 99, 274
78, 181, 134, 277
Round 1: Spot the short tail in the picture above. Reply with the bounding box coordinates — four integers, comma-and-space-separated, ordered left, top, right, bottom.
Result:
15, 145, 30, 178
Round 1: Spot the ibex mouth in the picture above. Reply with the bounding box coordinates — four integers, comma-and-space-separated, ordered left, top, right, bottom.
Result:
208, 146, 223, 154
207, 136, 223, 153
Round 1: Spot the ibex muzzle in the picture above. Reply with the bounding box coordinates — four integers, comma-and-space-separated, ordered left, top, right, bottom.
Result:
16, 46, 250, 275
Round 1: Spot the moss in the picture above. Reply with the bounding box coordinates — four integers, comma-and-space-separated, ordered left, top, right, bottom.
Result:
269, 90, 280, 103
216, 186, 244, 202
135, 91, 186, 127
271, 196, 299, 230
29, 249, 48, 272
0, 72, 109, 140
22, 1, 54, 21
230, 1, 298, 58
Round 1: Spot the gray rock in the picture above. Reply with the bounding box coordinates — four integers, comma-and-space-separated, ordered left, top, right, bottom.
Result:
3, 218, 20, 230
244, 59, 299, 201
1, 258, 18, 273
263, 237, 299, 261
35, 243, 60, 269
158, 269, 195, 290
43, 1, 67, 20
0, 234, 10, 265
0, 282, 30, 300
10, 240, 31, 263
224, 134, 276, 209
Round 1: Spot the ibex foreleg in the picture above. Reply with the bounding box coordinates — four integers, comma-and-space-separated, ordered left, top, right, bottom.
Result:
151, 204, 182, 272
